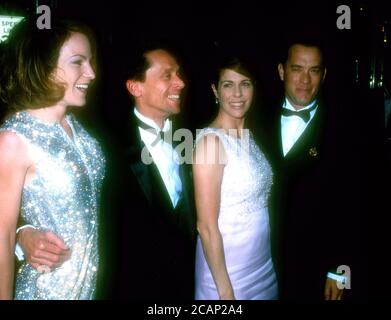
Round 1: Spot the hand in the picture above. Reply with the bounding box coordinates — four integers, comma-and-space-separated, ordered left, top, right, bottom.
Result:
324, 278, 344, 300
17, 228, 71, 271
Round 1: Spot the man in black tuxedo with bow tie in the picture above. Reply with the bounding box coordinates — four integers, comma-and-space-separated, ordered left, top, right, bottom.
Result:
105, 45, 196, 299
259, 41, 353, 300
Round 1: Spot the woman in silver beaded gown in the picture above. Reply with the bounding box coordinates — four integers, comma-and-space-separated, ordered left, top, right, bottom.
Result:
0, 16, 105, 300
193, 56, 278, 300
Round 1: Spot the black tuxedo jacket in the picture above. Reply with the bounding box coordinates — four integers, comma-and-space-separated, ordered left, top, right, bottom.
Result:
99, 113, 196, 300
256, 101, 354, 299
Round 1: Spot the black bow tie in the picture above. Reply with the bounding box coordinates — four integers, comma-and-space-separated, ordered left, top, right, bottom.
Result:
136, 118, 165, 145
281, 104, 318, 123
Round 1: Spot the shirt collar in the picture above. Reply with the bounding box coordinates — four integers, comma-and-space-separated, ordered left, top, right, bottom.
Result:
134, 107, 171, 133
283, 98, 318, 111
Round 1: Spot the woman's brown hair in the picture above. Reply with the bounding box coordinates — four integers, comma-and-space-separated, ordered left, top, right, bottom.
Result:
0, 14, 96, 112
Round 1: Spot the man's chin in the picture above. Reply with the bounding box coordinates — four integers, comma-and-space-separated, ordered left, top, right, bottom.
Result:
169, 105, 181, 115
294, 98, 315, 108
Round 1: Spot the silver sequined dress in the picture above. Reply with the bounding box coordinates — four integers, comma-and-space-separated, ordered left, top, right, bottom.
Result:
194, 128, 278, 300
0, 111, 105, 300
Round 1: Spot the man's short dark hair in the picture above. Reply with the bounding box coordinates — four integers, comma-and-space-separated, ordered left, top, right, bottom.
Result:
279, 34, 326, 67
124, 40, 183, 82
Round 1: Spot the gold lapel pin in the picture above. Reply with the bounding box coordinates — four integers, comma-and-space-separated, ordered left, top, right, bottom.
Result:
308, 147, 318, 157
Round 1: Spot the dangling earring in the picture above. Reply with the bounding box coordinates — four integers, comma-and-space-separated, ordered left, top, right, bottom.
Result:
215, 97, 219, 105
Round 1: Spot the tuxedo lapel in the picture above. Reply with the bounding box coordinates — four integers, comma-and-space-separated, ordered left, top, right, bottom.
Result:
130, 151, 153, 204
125, 113, 178, 212
177, 163, 196, 237
282, 105, 325, 163
148, 159, 176, 212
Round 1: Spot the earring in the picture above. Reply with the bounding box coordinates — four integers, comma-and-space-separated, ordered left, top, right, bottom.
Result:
215, 97, 219, 105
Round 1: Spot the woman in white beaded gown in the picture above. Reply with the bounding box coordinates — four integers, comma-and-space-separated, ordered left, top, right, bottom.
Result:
193, 56, 278, 300
0, 16, 105, 299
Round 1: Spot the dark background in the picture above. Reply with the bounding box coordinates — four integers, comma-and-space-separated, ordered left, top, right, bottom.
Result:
1, 0, 390, 299
0, 0, 362, 126
1, 1, 388, 133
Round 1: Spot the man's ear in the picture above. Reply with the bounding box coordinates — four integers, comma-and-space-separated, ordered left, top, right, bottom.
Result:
126, 79, 142, 97
278, 63, 285, 81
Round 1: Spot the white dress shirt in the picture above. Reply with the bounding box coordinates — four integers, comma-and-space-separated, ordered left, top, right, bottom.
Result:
134, 108, 182, 208
281, 98, 318, 156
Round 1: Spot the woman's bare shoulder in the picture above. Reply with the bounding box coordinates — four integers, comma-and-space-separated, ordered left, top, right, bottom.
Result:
0, 131, 30, 166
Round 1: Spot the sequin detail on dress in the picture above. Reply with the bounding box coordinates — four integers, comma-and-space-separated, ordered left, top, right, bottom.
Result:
0, 111, 105, 300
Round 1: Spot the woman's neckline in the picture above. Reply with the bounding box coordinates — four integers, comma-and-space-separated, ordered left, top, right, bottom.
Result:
204, 127, 249, 140
19, 111, 75, 141
20, 110, 70, 126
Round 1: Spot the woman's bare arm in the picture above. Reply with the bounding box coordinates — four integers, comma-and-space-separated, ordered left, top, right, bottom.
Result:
193, 134, 234, 299
0, 132, 30, 299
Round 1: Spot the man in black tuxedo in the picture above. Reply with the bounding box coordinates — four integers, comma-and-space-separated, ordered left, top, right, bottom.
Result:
259, 41, 353, 300
16, 44, 196, 300
106, 45, 196, 299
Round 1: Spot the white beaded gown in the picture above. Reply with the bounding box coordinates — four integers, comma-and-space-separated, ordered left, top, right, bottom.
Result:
0, 111, 105, 300
194, 128, 278, 300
